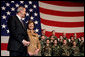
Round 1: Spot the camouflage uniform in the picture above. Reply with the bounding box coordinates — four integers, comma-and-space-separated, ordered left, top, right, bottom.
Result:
71, 46, 80, 56
44, 44, 52, 56
79, 41, 84, 56
40, 39, 46, 56
58, 39, 63, 46
63, 37, 69, 44
49, 35, 57, 47
68, 40, 74, 47
49, 35, 57, 40
60, 44, 70, 56
52, 44, 61, 56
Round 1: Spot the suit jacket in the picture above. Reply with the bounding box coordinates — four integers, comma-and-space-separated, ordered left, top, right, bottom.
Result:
7, 15, 29, 52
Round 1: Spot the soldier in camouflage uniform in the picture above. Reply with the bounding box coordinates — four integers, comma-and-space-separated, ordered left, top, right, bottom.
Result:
79, 36, 84, 56
49, 30, 57, 40
40, 35, 46, 56
58, 35, 63, 46
50, 36, 55, 47
63, 32, 69, 43
52, 39, 61, 56
70, 41, 80, 56
41, 29, 48, 40
49, 30, 58, 46
60, 39, 70, 56
68, 36, 74, 47
73, 33, 79, 45
44, 39, 52, 56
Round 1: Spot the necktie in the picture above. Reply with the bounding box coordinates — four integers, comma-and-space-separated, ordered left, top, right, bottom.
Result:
20, 19, 25, 28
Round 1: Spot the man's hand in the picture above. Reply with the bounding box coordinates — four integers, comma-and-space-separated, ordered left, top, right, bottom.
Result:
22, 40, 30, 46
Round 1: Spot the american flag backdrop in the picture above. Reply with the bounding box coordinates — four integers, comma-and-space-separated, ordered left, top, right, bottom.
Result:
1, 1, 84, 56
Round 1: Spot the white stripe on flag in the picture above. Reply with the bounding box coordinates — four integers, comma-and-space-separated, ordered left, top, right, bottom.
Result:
41, 23, 84, 33
1, 36, 9, 43
1, 50, 9, 56
40, 12, 84, 22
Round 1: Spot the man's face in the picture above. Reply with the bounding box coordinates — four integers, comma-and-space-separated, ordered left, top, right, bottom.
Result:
60, 36, 63, 40
63, 40, 67, 44
74, 33, 76, 37
51, 36, 54, 40
46, 40, 50, 44
52, 31, 55, 35
54, 40, 57, 44
20, 8, 26, 18
73, 42, 76, 46
42, 29, 46, 34
41, 36, 45, 40
71, 37, 74, 40
63, 33, 66, 36
81, 37, 84, 41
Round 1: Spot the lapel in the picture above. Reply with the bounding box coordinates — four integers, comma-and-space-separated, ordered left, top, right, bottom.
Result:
15, 16, 26, 30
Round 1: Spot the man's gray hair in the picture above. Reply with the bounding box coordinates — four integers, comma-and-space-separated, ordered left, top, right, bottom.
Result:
17, 6, 25, 13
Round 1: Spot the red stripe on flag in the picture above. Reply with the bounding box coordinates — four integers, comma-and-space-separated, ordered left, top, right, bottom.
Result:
44, 30, 84, 38
1, 43, 8, 50
41, 18, 84, 27
39, 7, 84, 17
40, 1, 84, 7
40, 7, 84, 17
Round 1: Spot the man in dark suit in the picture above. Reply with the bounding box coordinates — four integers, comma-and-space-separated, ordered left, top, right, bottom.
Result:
7, 6, 30, 56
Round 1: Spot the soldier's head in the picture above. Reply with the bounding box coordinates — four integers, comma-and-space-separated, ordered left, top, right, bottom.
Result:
80, 36, 84, 41
50, 36, 54, 40
28, 20, 35, 30
52, 30, 55, 36
74, 33, 77, 37
42, 29, 46, 35
46, 39, 50, 44
41, 35, 45, 40
73, 41, 76, 46
17, 6, 26, 18
59, 35, 63, 40
70, 36, 74, 41
54, 39, 58, 44
63, 32, 66, 38
63, 39, 67, 45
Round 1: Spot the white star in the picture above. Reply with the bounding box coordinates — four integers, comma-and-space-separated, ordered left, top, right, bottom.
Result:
30, 16, 34, 20
1, 6, 6, 10
26, 13, 29, 16
15, 4, 19, 7
35, 29, 39, 32
34, 13, 38, 16
20, 1, 24, 4
26, 21, 28, 23
6, 11, 11, 15
33, 5, 36, 8
24, 4, 28, 8
29, 8, 33, 12
2, 24, 6, 29
11, 7, 15, 11
34, 21, 38, 24
2, 15, 6, 19
6, 3, 10, 6
11, 1, 14, 3
29, 1, 32, 4
7, 30, 9, 33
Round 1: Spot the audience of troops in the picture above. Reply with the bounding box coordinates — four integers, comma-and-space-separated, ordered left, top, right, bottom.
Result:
39, 29, 84, 56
